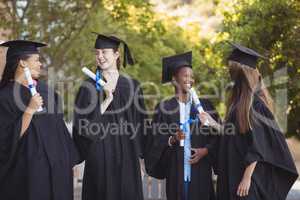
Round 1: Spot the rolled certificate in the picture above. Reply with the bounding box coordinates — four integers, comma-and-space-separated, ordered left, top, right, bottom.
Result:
82, 67, 106, 86
24, 67, 43, 112
179, 126, 185, 147
179, 102, 185, 147
180, 141, 184, 147
189, 87, 209, 126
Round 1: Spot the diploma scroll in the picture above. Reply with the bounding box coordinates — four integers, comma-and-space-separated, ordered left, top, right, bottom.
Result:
24, 67, 43, 112
189, 87, 209, 126
82, 67, 106, 86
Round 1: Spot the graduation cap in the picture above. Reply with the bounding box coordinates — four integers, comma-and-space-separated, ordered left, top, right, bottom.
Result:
0, 40, 46, 60
93, 32, 134, 67
227, 42, 266, 69
162, 51, 192, 83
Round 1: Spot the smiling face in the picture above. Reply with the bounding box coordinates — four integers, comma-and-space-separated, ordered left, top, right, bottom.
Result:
19, 54, 42, 79
173, 66, 194, 93
95, 48, 120, 71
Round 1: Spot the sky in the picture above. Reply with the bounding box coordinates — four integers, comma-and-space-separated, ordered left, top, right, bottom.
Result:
149, 0, 232, 38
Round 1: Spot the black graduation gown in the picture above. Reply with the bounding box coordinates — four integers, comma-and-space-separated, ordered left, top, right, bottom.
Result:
216, 96, 299, 200
73, 75, 147, 200
145, 97, 220, 200
0, 81, 79, 200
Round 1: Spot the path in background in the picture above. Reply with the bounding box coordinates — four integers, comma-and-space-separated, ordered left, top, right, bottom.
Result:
74, 176, 300, 200
74, 162, 300, 200
74, 162, 167, 200
68, 124, 300, 200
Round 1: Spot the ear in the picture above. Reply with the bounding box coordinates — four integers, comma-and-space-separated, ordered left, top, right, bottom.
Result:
171, 77, 177, 85
114, 50, 120, 59
19, 59, 27, 68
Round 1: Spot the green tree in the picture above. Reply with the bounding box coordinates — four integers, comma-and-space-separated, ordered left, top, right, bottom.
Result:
218, 0, 300, 137
0, 0, 195, 119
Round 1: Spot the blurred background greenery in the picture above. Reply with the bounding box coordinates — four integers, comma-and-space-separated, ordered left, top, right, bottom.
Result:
0, 0, 299, 138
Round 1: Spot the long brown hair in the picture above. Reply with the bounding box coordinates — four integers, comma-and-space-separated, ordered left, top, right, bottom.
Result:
113, 47, 121, 70
226, 61, 274, 133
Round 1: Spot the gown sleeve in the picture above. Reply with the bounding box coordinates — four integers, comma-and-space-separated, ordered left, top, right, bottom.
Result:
132, 80, 148, 159
243, 99, 298, 199
0, 96, 34, 183
144, 103, 172, 179
54, 92, 80, 166
72, 80, 102, 163
201, 99, 222, 174
245, 100, 297, 169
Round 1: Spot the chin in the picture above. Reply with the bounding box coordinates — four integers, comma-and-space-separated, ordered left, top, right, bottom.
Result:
32, 75, 40, 80
99, 63, 111, 70
31, 72, 40, 80
179, 87, 188, 93
183, 86, 190, 92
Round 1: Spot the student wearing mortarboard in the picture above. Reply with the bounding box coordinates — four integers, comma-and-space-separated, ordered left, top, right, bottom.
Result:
144, 51, 220, 200
72, 33, 147, 200
199, 43, 299, 200
0, 40, 79, 200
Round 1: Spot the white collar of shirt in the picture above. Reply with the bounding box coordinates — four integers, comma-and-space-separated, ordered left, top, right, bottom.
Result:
177, 97, 192, 124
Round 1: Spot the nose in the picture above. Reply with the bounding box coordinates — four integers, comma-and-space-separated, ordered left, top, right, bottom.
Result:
97, 51, 104, 59
190, 78, 194, 84
186, 76, 194, 83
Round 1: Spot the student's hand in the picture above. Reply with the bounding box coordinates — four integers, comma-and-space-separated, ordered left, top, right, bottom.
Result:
237, 176, 251, 197
103, 87, 114, 100
190, 148, 208, 164
103, 71, 118, 93
26, 93, 43, 114
198, 112, 222, 130
198, 112, 215, 125
169, 129, 185, 146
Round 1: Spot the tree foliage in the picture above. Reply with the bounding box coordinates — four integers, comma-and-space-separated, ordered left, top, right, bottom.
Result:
0, 0, 299, 137
218, 0, 300, 137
